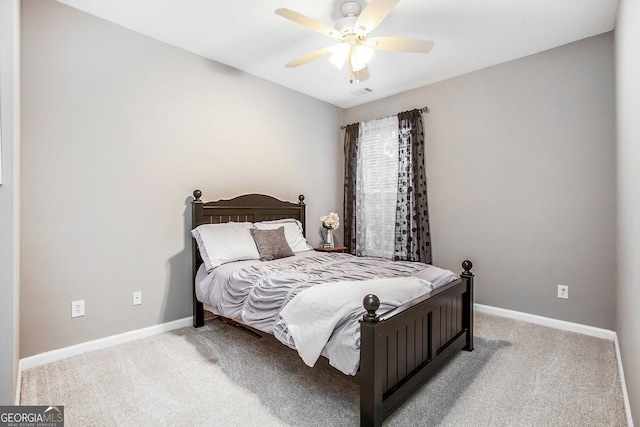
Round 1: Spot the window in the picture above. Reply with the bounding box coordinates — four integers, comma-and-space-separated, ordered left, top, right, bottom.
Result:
344, 108, 431, 263
355, 116, 398, 259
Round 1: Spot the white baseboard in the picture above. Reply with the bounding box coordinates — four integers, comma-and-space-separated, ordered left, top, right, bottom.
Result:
614, 334, 635, 427
476, 303, 633, 426
474, 303, 616, 340
17, 315, 192, 403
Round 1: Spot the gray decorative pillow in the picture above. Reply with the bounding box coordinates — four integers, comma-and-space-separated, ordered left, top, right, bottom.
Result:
250, 226, 295, 261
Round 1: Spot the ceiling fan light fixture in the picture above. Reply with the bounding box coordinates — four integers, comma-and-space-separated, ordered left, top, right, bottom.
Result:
350, 44, 374, 71
354, 44, 374, 62
350, 57, 367, 72
329, 44, 351, 69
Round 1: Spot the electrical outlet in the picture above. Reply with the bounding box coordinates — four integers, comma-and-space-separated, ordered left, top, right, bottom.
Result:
557, 285, 568, 299
133, 291, 142, 306
71, 300, 85, 318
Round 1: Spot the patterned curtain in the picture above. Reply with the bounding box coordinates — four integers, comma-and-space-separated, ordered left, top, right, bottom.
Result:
395, 109, 431, 263
343, 123, 359, 254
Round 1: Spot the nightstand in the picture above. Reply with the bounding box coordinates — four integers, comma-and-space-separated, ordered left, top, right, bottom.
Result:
314, 246, 347, 253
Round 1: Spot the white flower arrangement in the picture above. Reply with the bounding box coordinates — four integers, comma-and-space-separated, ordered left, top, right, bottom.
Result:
320, 212, 340, 230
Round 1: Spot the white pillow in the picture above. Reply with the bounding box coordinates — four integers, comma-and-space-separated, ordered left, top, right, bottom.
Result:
191, 222, 260, 272
253, 219, 313, 253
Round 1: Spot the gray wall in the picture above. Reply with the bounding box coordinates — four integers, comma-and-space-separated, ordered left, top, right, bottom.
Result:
0, 0, 20, 405
345, 33, 616, 330
615, 0, 640, 421
20, 0, 343, 357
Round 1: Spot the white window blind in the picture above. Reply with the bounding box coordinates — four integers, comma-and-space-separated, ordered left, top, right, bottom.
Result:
355, 115, 399, 259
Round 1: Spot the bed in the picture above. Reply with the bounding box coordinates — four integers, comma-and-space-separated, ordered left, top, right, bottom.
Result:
190, 190, 474, 427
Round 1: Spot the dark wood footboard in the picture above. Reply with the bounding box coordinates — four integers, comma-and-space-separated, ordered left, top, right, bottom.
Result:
358, 260, 474, 427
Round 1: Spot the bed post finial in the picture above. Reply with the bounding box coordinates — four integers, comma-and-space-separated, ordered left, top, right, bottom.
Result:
298, 194, 305, 205
462, 259, 473, 274
363, 294, 380, 322
193, 189, 202, 202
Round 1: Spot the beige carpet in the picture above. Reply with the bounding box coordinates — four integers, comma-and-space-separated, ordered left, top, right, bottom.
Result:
20, 312, 628, 426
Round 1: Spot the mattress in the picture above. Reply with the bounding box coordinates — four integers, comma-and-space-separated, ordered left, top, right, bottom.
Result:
195, 251, 458, 375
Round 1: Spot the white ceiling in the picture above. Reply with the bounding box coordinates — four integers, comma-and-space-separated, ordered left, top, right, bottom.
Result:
55, 0, 618, 109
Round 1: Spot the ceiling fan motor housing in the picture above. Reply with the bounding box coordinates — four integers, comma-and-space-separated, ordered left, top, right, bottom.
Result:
335, 1, 364, 35
340, 1, 362, 18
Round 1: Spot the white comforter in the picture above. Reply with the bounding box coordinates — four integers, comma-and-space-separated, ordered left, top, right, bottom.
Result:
278, 277, 433, 372
195, 251, 458, 375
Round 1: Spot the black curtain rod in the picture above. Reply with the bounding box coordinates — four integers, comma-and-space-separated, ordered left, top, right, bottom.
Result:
340, 106, 429, 130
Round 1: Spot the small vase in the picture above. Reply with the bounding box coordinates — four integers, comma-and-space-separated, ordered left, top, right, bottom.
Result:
323, 228, 335, 248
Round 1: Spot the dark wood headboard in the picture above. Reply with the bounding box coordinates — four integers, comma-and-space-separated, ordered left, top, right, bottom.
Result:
191, 189, 306, 230
190, 189, 306, 326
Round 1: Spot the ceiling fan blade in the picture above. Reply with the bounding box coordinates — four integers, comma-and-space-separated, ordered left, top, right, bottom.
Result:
369, 36, 434, 53
275, 8, 338, 38
355, 0, 399, 34
285, 46, 335, 68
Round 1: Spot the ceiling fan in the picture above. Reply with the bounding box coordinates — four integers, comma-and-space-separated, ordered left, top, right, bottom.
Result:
275, 0, 434, 84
